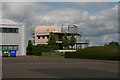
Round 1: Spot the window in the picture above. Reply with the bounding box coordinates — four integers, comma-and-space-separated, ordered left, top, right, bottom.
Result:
0, 46, 2, 50
1, 45, 18, 50
13, 46, 18, 50
8, 46, 13, 50
37, 36, 40, 39
0, 28, 19, 33
42, 36, 45, 39
16, 29, 18, 33
0, 28, 2, 32
2, 46, 8, 50
47, 36, 49, 39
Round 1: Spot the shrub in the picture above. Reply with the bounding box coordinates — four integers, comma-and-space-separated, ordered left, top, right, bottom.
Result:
26, 45, 58, 56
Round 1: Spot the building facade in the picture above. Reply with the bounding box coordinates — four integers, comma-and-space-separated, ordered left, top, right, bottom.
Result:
33, 25, 61, 45
0, 19, 26, 56
33, 25, 89, 49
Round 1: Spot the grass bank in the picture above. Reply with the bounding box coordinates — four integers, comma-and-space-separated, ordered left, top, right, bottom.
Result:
65, 46, 120, 61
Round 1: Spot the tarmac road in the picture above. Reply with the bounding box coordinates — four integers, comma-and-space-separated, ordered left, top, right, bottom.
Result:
2, 57, 119, 78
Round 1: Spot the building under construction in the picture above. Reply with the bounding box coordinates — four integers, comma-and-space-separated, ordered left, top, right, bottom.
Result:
32, 24, 89, 49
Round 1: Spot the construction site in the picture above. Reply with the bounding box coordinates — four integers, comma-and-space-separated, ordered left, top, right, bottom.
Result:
32, 24, 89, 50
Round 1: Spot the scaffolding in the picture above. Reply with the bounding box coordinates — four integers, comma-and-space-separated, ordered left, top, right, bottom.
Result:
61, 24, 78, 33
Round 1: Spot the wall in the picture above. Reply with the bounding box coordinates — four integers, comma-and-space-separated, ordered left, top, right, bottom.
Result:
34, 25, 61, 45
18, 24, 26, 55
0, 23, 26, 56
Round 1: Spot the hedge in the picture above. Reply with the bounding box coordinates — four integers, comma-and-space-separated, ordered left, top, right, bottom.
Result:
64, 46, 120, 60
27, 45, 58, 56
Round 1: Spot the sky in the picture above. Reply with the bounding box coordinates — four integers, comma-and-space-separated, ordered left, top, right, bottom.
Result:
1, 2, 119, 46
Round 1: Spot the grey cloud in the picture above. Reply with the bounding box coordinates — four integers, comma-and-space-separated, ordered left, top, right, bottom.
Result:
72, 2, 117, 13
87, 33, 118, 46
2, 2, 118, 46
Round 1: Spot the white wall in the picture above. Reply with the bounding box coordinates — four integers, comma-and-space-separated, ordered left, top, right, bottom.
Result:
19, 24, 26, 55
0, 22, 26, 56
0, 31, 2, 57
35, 34, 49, 45
1, 33, 19, 45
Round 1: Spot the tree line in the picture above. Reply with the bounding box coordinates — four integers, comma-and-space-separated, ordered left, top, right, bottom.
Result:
104, 41, 119, 46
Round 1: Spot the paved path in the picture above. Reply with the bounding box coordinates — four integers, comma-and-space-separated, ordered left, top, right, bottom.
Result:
2, 57, 119, 78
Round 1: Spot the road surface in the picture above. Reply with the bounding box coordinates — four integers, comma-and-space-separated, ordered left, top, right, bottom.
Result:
2, 57, 119, 79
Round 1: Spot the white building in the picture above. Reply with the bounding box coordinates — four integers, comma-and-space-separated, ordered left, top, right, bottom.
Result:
0, 19, 26, 56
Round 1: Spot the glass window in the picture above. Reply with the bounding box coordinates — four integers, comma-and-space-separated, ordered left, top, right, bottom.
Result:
12, 28, 16, 33
0, 46, 1, 50
13, 46, 18, 50
2, 46, 8, 50
0, 28, 19, 33
8, 46, 13, 50
6, 28, 9, 33
9, 28, 12, 33
0, 28, 1, 32
16, 29, 18, 33
47, 36, 49, 39
42, 36, 45, 39
12, 28, 14, 33
1, 45, 18, 50
3, 28, 6, 33
37, 36, 40, 39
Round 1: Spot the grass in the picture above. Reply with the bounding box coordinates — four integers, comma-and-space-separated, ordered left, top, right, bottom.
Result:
65, 46, 120, 60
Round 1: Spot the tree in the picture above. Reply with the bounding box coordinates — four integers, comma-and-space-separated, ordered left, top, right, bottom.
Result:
108, 41, 119, 46
47, 32, 56, 46
62, 33, 69, 49
104, 43, 108, 46
104, 41, 119, 46
27, 40, 33, 52
69, 34, 76, 49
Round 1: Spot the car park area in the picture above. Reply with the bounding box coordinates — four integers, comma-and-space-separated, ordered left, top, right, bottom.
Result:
2, 57, 119, 79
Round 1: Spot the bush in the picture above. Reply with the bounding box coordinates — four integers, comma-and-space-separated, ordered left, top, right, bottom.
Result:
65, 46, 120, 60
27, 51, 42, 56
26, 45, 58, 56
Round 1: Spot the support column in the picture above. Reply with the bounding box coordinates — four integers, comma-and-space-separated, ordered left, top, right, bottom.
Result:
80, 44, 82, 49
76, 44, 77, 49
85, 44, 88, 48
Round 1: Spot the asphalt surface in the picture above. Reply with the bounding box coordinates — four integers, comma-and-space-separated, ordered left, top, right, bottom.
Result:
2, 57, 119, 78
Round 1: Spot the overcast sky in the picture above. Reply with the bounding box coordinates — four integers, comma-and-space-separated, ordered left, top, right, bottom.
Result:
1, 2, 119, 46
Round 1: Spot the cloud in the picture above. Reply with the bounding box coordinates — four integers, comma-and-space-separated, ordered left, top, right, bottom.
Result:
0, 3, 2, 18
2, 2, 119, 46
88, 33, 118, 46
33, 8, 82, 25
2, 0, 120, 2
2, 2, 51, 21
80, 4, 118, 36
73, 2, 118, 12
2, 2, 51, 40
